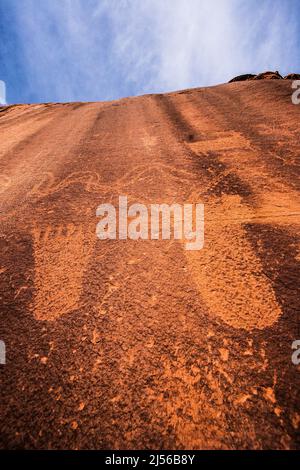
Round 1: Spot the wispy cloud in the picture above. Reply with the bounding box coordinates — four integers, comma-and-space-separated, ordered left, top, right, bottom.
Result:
2, 0, 300, 102
106, 0, 299, 92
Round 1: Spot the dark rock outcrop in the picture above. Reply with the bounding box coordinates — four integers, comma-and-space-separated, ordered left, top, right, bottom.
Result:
229, 74, 256, 83
253, 71, 283, 80
284, 73, 300, 80
229, 70, 300, 83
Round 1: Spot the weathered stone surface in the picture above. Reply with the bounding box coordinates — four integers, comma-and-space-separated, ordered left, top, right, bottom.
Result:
0, 80, 299, 450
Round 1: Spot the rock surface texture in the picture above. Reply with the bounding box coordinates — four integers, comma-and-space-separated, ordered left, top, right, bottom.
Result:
0, 79, 299, 449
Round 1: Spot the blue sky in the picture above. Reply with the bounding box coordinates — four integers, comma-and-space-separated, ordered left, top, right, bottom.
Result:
0, 0, 300, 104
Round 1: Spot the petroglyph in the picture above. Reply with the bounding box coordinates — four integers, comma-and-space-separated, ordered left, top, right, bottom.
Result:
32, 223, 94, 321
185, 195, 282, 330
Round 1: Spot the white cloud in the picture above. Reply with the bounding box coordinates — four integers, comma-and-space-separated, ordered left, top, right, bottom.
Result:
105, 0, 299, 92
10, 0, 300, 101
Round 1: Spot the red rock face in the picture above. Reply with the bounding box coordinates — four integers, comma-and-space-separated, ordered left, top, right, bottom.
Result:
0, 80, 299, 450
